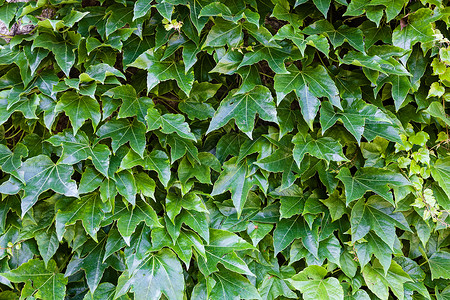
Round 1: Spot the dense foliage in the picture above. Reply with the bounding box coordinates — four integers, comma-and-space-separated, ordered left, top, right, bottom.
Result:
0, 0, 450, 298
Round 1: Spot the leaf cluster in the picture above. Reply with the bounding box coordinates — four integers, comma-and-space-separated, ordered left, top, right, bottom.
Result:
0, 0, 450, 299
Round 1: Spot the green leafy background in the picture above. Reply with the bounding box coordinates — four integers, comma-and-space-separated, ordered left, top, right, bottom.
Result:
0, 0, 450, 299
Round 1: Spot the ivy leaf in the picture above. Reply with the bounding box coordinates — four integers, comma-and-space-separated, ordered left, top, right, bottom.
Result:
259, 274, 297, 300
292, 134, 347, 167
362, 260, 412, 300
337, 167, 410, 205
32, 32, 78, 76
115, 249, 184, 300
392, 8, 436, 51
84, 282, 125, 300
340, 51, 411, 76
83, 63, 126, 84
312, 0, 331, 17
255, 135, 301, 190
55, 91, 101, 135
204, 18, 243, 48
0, 143, 27, 179
65, 235, 122, 294
320, 100, 390, 143
166, 192, 208, 223
35, 227, 60, 267
0, 91, 40, 125
238, 45, 301, 74
187, 0, 210, 33
211, 157, 260, 217
114, 170, 137, 205
47, 130, 110, 177
97, 118, 146, 158
207, 85, 278, 138
210, 267, 261, 300
431, 157, 450, 200
17, 155, 79, 216
355, 232, 392, 273
149, 226, 205, 267
120, 148, 171, 187
428, 251, 450, 280
104, 85, 153, 123
303, 20, 365, 53
270, 184, 306, 219
133, 0, 152, 20
198, 229, 255, 276
426, 102, 450, 127
290, 276, 344, 300
114, 199, 162, 245
129, 49, 194, 95
55, 193, 108, 240
179, 82, 219, 120
273, 215, 319, 255
274, 64, 340, 128
350, 197, 411, 248
147, 107, 196, 141
375, 74, 412, 111
0, 259, 67, 300
166, 133, 199, 163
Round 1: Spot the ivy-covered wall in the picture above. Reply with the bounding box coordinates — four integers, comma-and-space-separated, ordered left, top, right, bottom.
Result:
0, 0, 450, 299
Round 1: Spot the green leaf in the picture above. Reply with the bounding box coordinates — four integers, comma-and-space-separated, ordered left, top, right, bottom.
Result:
259, 274, 297, 300
97, 118, 147, 158
274, 64, 340, 128
271, 184, 306, 219
207, 85, 278, 138
313, 0, 331, 17
115, 170, 137, 205
320, 100, 390, 143
392, 8, 436, 51
129, 49, 195, 95
133, 0, 152, 20
120, 148, 171, 187
104, 85, 153, 123
303, 20, 365, 53
350, 197, 410, 248
179, 82, 219, 120
210, 267, 261, 300
0, 143, 27, 179
255, 135, 301, 189
65, 235, 122, 294
115, 249, 184, 300
114, 199, 162, 244
431, 157, 450, 201
238, 45, 301, 74
340, 51, 411, 77
149, 227, 205, 267
47, 130, 110, 177
211, 157, 260, 217
292, 134, 347, 167
0, 91, 40, 126
55, 193, 108, 240
0, 259, 67, 300
198, 229, 255, 276
362, 260, 411, 300
204, 18, 243, 48
336, 167, 410, 205
147, 107, 196, 140
290, 276, 343, 300
55, 91, 101, 135
32, 32, 79, 76
35, 227, 59, 267
17, 155, 79, 216
428, 251, 450, 280
273, 215, 319, 255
